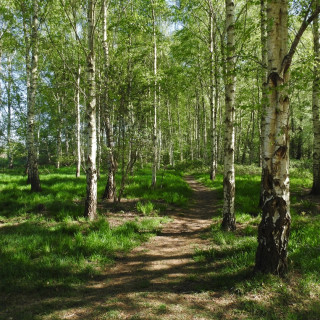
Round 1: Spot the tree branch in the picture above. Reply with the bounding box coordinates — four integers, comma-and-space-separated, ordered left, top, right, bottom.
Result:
282, 4, 320, 75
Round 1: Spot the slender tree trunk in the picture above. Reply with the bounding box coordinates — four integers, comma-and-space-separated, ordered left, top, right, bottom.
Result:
249, 110, 255, 164
255, 0, 290, 275
84, 0, 97, 220
102, 0, 117, 201
151, 3, 158, 188
222, 0, 236, 231
27, 0, 41, 192
76, 64, 81, 178
259, 0, 268, 205
56, 101, 62, 169
177, 104, 183, 161
312, 14, 320, 194
209, 9, 217, 181
6, 56, 13, 169
167, 100, 174, 166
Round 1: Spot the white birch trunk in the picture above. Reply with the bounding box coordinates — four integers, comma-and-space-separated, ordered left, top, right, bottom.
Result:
6, 56, 13, 168
259, 0, 268, 205
151, 3, 158, 188
76, 64, 81, 178
222, 0, 236, 231
27, 0, 41, 192
255, 0, 290, 274
84, 0, 97, 220
56, 101, 62, 169
209, 8, 217, 181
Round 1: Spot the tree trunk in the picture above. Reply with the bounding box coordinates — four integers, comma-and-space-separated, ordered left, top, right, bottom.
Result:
84, 0, 97, 220
312, 14, 320, 195
151, 3, 158, 188
167, 100, 174, 166
6, 56, 13, 169
102, 0, 117, 201
56, 101, 62, 169
209, 7, 217, 181
222, 0, 236, 231
76, 64, 81, 178
27, 0, 41, 192
255, 0, 290, 275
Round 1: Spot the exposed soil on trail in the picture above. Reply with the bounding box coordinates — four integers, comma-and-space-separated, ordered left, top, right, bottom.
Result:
54, 176, 226, 320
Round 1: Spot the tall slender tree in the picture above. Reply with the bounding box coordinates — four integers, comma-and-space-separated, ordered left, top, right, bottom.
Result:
26, 0, 41, 192
312, 11, 320, 195
84, 0, 97, 220
222, 0, 236, 231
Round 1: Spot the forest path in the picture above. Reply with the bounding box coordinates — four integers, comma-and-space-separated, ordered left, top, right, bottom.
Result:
65, 176, 225, 320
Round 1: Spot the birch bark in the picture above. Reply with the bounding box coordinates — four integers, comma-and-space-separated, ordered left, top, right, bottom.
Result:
222, 0, 236, 231
27, 0, 41, 192
84, 0, 97, 220
76, 64, 81, 178
151, 2, 158, 188
255, 0, 290, 274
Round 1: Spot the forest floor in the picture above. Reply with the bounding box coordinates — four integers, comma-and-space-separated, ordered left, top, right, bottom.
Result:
56, 176, 225, 320
2, 173, 319, 319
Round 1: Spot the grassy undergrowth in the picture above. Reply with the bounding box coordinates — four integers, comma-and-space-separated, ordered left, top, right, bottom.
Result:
0, 166, 189, 295
192, 165, 320, 319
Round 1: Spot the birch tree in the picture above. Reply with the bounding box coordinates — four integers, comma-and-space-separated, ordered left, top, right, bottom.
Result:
255, 1, 320, 275
26, 0, 41, 192
84, 0, 97, 220
151, 0, 158, 188
222, 0, 236, 231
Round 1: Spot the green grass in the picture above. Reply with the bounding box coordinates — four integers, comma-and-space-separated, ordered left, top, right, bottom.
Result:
0, 166, 187, 294
191, 165, 320, 319
123, 168, 192, 207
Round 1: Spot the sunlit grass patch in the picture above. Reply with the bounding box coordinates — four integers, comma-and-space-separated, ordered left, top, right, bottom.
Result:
123, 168, 192, 206
0, 216, 168, 293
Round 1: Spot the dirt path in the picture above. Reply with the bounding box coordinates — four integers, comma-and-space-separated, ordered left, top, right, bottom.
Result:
60, 176, 225, 320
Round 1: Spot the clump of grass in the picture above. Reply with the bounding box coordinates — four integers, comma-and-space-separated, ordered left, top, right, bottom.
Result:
136, 201, 155, 216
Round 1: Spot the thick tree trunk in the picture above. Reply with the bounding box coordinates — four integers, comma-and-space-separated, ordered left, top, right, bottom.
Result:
222, 0, 236, 231
255, 0, 290, 275
312, 15, 320, 195
84, 0, 97, 220
27, 0, 41, 192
